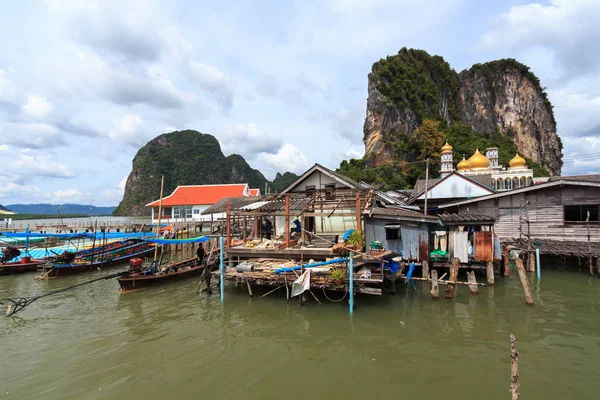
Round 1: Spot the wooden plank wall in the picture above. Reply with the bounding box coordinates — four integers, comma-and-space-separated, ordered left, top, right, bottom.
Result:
457, 186, 600, 242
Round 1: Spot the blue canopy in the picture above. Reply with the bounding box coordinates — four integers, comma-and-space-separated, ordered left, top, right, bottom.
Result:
1, 232, 156, 240
141, 236, 210, 245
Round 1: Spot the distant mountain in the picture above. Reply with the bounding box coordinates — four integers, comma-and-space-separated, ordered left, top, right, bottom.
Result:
6, 204, 115, 215
270, 172, 299, 193
0, 204, 15, 214
114, 130, 300, 216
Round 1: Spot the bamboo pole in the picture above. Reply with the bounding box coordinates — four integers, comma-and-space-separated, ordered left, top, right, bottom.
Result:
285, 195, 290, 248
467, 271, 479, 294
219, 236, 224, 302
445, 258, 460, 299
154, 175, 164, 262
349, 253, 354, 315
430, 269, 439, 298
225, 202, 231, 249
515, 258, 534, 305
510, 334, 520, 400
486, 261, 495, 285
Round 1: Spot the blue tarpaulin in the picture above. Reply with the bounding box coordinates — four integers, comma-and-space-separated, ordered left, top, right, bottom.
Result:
141, 236, 210, 245
1, 232, 156, 240
274, 258, 347, 274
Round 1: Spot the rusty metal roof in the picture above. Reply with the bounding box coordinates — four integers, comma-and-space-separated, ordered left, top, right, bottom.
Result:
438, 212, 496, 225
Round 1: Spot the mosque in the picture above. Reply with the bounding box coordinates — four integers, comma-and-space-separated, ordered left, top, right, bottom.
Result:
439, 142, 534, 191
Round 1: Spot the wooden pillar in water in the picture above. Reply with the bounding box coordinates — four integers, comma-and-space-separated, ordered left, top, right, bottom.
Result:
510, 334, 520, 400
527, 252, 536, 272
502, 246, 510, 277
486, 261, 495, 285
430, 269, 439, 299
445, 258, 460, 300
422, 260, 429, 279
467, 271, 479, 294
515, 258, 534, 305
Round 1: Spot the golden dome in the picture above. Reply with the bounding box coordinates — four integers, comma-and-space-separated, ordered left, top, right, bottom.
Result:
441, 142, 453, 153
509, 153, 526, 168
457, 156, 471, 171
467, 149, 489, 169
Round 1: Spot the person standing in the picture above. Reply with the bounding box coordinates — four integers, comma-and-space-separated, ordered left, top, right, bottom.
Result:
196, 244, 206, 266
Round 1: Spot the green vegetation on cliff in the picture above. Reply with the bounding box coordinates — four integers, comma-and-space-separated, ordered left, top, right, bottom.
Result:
339, 119, 549, 191
113, 130, 298, 216
371, 47, 461, 123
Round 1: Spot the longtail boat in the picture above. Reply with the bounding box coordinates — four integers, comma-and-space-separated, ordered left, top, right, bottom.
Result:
39, 240, 156, 277
0, 257, 48, 275
117, 257, 210, 291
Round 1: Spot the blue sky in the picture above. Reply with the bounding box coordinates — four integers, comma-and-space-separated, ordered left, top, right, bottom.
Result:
0, 0, 598, 206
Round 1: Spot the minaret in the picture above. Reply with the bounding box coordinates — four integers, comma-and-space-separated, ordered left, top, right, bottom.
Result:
440, 142, 454, 177
486, 147, 499, 169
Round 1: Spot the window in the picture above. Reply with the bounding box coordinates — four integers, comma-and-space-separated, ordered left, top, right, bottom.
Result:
305, 185, 316, 192
173, 207, 180, 218
173, 206, 193, 219
564, 205, 599, 222
385, 224, 401, 240
193, 209, 200, 215
324, 183, 335, 199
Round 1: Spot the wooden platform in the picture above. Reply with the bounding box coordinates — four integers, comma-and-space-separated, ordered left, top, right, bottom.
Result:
212, 258, 383, 295
226, 246, 335, 260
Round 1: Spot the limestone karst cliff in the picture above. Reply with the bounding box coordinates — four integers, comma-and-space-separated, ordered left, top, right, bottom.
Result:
363, 48, 563, 176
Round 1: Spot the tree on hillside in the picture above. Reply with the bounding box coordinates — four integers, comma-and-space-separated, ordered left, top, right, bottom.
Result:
414, 120, 445, 174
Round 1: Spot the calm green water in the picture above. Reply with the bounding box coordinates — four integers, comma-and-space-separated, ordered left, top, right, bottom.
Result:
1, 266, 600, 399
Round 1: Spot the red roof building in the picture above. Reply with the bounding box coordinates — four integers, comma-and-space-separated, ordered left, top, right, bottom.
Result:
147, 183, 260, 222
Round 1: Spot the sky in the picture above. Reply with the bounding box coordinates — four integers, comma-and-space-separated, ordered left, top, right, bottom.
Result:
0, 0, 599, 206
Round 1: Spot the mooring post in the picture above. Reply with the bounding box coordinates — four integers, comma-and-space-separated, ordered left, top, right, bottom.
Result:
515, 258, 534, 305
486, 261, 495, 285
349, 253, 354, 315
445, 258, 460, 300
430, 269, 439, 299
467, 271, 479, 294
502, 246, 510, 277
535, 248, 541, 279
510, 334, 520, 400
219, 236, 224, 302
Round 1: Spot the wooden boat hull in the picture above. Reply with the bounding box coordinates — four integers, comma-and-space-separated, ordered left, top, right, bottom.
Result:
0, 260, 47, 276
41, 246, 156, 277
118, 259, 206, 291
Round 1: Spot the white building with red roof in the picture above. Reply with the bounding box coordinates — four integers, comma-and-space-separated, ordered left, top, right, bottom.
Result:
146, 183, 260, 222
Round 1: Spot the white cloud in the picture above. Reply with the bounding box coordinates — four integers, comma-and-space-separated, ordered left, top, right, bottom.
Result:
118, 176, 127, 191
46, 188, 88, 203
478, 0, 600, 78
0, 144, 8, 152
22, 95, 53, 119
9, 150, 76, 182
109, 114, 145, 146
0, 122, 66, 148
258, 143, 310, 176
219, 123, 282, 158
188, 61, 234, 110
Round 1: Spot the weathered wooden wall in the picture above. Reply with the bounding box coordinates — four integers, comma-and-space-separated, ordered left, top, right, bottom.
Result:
455, 186, 600, 241
365, 218, 429, 260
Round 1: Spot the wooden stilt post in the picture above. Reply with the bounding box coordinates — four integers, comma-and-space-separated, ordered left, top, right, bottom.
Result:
349, 253, 354, 315
355, 192, 361, 232
467, 271, 479, 294
422, 260, 429, 279
486, 261, 495, 285
225, 202, 231, 248
219, 236, 224, 302
430, 269, 439, 299
503, 246, 510, 277
390, 278, 396, 294
515, 258, 534, 305
445, 258, 460, 300
246, 280, 253, 298
510, 334, 520, 400
243, 216, 247, 242
528, 252, 536, 272
285, 195, 290, 248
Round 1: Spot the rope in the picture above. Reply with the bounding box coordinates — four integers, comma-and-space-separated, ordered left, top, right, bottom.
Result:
321, 279, 348, 303
1, 270, 129, 316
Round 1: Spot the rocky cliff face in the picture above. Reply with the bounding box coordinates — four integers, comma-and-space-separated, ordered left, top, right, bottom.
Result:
363, 49, 563, 176
113, 130, 268, 216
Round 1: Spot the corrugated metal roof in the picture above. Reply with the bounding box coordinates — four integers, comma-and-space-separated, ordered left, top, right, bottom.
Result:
438, 212, 496, 224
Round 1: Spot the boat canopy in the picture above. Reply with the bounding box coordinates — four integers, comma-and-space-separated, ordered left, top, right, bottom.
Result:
141, 236, 210, 245
0, 232, 156, 240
